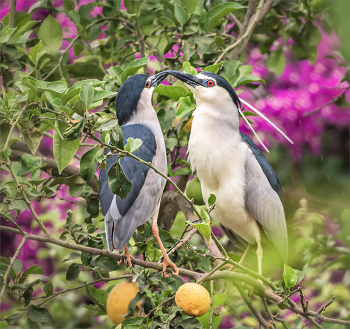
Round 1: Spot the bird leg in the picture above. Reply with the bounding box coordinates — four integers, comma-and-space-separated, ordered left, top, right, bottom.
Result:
256, 241, 263, 276
152, 210, 179, 278
117, 246, 134, 268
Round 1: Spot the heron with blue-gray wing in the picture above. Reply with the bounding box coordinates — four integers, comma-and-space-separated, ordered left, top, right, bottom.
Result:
99, 72, 179, 277
167, 70, 293, 275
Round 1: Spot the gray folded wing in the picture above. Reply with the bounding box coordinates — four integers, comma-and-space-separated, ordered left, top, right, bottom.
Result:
241, 132, 288, 263
99, 124, 166, 251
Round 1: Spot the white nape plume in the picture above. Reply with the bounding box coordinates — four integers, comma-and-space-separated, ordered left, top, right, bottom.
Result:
239, 98, 294, 145
238, 106, 270, 153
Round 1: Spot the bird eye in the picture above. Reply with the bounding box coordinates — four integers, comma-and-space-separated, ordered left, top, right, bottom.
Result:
207, 80, 214, 87
145, 81, 150, 88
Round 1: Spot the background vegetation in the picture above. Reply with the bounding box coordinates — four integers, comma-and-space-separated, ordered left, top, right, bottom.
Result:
0, 0, 349, 328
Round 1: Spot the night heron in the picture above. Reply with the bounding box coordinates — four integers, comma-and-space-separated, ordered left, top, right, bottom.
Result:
99, 73, 179, 277
167, 70, 292, 274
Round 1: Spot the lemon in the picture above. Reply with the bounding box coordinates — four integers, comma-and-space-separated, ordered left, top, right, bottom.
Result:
175, 283, 211, 317
106, 281, 141, 326
186, 177, 205, 205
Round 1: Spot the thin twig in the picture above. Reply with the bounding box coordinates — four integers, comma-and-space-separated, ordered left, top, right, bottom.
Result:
6, 164, 49, 235
0, 236, 27, 304
262, 298, 276, 329
303, 87, 349, 116
168, 227, 197, 255
236, 283, 269, 329
1, 213, 25, 235
209, 280, 214, 329
317, 296, 335, 314
86, 286, 106, 313
37, 275, 132, 305
215, 0, 264, 64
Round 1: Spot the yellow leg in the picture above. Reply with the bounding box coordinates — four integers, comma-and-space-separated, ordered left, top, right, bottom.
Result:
256, 241, 263, 276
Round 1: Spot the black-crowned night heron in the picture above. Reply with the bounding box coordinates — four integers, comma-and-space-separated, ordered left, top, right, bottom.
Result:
167, 70, 291, 274
99, 73, 179, 277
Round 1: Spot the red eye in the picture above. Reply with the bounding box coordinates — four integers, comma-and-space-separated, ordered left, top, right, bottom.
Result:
207, 80, 214, 87
145, 81, 150, 88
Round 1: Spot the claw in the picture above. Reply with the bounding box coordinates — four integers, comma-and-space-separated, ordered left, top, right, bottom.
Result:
161, 258, 179, 278
118, 247, 134, 268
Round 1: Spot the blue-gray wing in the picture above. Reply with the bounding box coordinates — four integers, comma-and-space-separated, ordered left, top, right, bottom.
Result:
241, 132, 288, 263
99, 124, 165, 251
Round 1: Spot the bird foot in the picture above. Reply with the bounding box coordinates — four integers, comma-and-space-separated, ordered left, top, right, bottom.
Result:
117, 248, 134, 268
160, 258, 179, 278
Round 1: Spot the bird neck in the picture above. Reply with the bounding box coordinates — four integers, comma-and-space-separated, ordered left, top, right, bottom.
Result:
194, 94, 240, 131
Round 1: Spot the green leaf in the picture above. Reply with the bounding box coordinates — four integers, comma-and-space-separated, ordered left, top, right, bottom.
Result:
174, 4, 190, 26
182, 61, 198, 75
80, 82, 93, 109
19, 125, 43, 155
66, 263, 81, 281
157, 16, 176, 28
91, 256, 121, 272
44, 281, 53, 297
175, 96, 196, 118
208, 194, 216, 207
283, 264, 297, 289
4, 312, 26, 325
0, 122, 10, 149
155, 84, 188, 101
121, 58, 150, 83
62, 88, 81, 106
27, 305, 53, 325
68, 10, 80, 24
203, 63, 222, 74
108, 162, 132, 201
199, 208, 211, 225
50, 175, 85, 187
13, 260, 23, 274
17, 154, 42, 176
38, 15, 63, 55
267, 49, 286, 77
62, 252, 81, 263
72, 99, 86, 117
53, 121, 79, 174
3, 148, 12, 160
186, 220, 211, 242
294, 269, 304, 286
235, 75, 266, 88
80, 147, 103, 181
22, 264, 44, 276
93, 90, 117, 103
0, 321, 8, 329
206, 2, 245, 32
124, 138, 142, 154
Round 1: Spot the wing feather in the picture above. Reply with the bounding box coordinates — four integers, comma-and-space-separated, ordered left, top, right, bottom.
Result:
241, 132, 288, 263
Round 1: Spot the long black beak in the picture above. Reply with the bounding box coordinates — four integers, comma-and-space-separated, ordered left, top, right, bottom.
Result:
149, 71, 169, 87
166, 70, 204, 88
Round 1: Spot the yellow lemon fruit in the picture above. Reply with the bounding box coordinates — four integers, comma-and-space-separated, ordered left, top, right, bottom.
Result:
106, 281, 141, 326
175, 283, 210, 317
186, 177, 205, 205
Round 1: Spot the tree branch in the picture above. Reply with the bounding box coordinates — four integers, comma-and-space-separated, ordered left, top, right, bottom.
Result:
215, 0, 265, 64
1, 225, 349, 326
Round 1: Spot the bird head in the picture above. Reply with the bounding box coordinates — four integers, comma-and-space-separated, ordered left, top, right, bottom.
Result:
167, 71, 241, 109
115, 72, 168, 126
